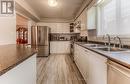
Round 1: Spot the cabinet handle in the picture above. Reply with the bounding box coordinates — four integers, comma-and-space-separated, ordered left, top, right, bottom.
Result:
107, 63, 130, 78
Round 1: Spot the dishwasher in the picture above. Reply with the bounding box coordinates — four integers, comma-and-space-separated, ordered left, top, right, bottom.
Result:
107, 60, 130, 84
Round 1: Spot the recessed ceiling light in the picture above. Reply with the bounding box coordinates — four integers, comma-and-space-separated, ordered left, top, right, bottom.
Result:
48, 0, 58, 7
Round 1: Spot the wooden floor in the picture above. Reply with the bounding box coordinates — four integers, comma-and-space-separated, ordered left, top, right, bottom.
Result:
37, 54, 86, 84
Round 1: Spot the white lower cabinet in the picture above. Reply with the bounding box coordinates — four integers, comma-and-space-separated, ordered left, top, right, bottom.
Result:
108, 61, 130, 84
50, 41, 70, 54
74, 44, 89, 82
74, 44, 107, 84
88, 50, 107, 84
75, 45, 89, 82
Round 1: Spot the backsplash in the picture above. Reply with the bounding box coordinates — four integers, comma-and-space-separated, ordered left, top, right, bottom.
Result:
88, 29, 96, 37
50, 33, 80, 41
88, 36, 130, 46
87, 28, 130, 46
77, 36, 88, 42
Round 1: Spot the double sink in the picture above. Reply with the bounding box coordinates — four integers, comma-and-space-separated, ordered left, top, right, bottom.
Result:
83, 44, 128, 52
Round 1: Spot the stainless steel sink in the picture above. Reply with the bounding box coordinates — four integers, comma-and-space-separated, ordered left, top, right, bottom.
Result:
83, 43, 128, 52
83, 44, 105, 48
95, 47, 127, 52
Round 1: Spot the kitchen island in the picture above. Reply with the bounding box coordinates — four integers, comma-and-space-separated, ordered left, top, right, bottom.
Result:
0, 44, 37, 84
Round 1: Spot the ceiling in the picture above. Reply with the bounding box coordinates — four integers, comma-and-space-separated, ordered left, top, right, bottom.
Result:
25, 0, 92, 22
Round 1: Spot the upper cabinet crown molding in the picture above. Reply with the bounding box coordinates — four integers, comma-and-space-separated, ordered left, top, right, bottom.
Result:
74, 0, 96, 21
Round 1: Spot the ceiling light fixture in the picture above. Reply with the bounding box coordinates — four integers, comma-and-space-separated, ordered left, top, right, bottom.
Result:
48, 0, 58, 7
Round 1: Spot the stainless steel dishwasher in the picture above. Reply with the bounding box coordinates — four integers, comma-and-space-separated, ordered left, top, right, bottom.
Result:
107, 60, 130, 84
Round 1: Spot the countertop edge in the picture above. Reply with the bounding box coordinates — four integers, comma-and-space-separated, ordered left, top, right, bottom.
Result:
74, 42, 130, 69
0, 52, 37, 76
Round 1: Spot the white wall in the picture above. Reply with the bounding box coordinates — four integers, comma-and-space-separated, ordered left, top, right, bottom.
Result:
0, 16, 16, 45
0, 0, 38, 45
15, 0, 39, 20
0, 14, 36, 46
37, 22, 70, 33
28, 20, 36, 44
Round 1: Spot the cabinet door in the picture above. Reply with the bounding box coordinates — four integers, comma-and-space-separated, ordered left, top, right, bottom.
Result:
74, 45, 82, 69
75, 45, 83, 71
108, 61, 130, 84
74, 44, 107, 84
88, 50, 107, 84
74, 44, 80, 60
79, 48, 89, 82
87, 7, 96, 30
74, 44, 78, 60
74, 44, 89, 82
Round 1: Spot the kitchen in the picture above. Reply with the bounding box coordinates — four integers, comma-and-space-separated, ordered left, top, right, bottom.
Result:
0, 0, 130, 84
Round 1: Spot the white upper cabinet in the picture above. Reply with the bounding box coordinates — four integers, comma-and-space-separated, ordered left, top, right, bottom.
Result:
74, 10, 88, 36
37, 23, 70, 33
87, 7, 96, 30
56, 23, 70, 33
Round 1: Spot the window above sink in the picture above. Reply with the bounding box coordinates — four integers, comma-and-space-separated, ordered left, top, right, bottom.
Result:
87, 0, 130, 37
97, 0, 130, 36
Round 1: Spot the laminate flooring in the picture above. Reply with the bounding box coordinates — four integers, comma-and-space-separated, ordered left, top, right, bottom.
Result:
37, 54, 86, 84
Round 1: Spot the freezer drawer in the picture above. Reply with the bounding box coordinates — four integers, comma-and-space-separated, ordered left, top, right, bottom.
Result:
37, 46, 49, 57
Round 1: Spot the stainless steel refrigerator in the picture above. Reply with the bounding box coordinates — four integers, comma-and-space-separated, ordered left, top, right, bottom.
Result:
31, 26, 50, 57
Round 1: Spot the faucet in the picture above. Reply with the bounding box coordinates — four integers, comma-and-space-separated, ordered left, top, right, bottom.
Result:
102, 34, 111, 47
113, 36, 123, 48
106, 34, 111, 47
102, 35, 106, 45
